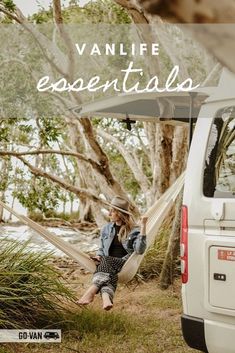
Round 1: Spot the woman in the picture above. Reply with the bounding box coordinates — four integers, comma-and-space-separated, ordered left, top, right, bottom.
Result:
78, 196, 147, 310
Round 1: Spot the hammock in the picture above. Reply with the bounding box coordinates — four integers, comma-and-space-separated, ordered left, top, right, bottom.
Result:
0, 172, 184, 283
118, 172, 185, 282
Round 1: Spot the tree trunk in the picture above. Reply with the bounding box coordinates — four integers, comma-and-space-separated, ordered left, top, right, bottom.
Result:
0, 191, 4, 222
114, 0, 160, 76
170, 126, 188, 183
91, 201, 108, 228
153, 124, 174, 197
0, 158, 9, 222
8, 195, 16, 222
159, 191, 183, 289
65, 118, 108, 225
97, 127, 151, 206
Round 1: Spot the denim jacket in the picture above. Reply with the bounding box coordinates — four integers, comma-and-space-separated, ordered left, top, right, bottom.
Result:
96, 222, 146, 261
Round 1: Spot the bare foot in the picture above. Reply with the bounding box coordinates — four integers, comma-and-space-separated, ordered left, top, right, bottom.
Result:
102, 292, 113, 311
77, 285, 98, 305
77, 293, 95, 305
103, 303, 113, 311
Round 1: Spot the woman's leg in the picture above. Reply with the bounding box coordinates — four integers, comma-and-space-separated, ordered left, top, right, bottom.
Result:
79, 256, 125, 309
100, 274, 117, 310
78, 284, 99, 305
77, 258, 111, 306
77, 257, 110, 305
101, 291, 113, 311
96, 257, 125, 310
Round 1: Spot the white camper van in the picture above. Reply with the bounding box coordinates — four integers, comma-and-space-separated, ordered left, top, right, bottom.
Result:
74, 70, 235, 353
181, 70, 235, 353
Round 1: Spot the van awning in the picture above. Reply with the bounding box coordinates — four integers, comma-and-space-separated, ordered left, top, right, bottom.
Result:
72, 89, 215, 124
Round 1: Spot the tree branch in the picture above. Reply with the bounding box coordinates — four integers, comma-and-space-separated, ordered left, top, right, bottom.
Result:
52, 0, 76, 81
0, 4, 69, 79
114, 0, 160, 76
0, 4, 21, 22
12, 154, 108, 207
202, 62, 221, 86
0, 149, 104, 174
78, 117, 127, 197
97, 128, 151, 193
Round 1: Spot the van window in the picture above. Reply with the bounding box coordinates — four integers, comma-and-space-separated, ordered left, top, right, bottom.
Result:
203, 106, 235, 198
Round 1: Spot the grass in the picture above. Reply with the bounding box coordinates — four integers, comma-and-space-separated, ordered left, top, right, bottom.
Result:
28, 210, 80, 222
0, 238, 76, 329
0, 278, 195, 353
0, 223, 194, 353
139, 225, 171, 280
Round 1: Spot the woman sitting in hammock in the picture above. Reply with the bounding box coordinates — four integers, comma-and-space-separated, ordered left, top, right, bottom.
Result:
78, 196, 147, 311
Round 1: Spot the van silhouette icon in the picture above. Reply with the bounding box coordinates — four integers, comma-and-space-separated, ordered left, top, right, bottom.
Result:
44, 331, 60, 340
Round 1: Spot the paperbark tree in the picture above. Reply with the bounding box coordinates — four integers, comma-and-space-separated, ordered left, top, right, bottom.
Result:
0, 0, 142, 223
112, 0, 207, 200
97, 127, 152, 204
0, 0, 206, 228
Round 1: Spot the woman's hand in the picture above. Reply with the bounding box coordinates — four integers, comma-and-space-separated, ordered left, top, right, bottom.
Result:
141, 216, 148, 225
90, 255, 101, 263
140, 216, 148, 235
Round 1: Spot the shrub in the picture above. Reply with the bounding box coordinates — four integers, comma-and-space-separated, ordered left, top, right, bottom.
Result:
0, 238, 76, 328
138, 226, 171, 280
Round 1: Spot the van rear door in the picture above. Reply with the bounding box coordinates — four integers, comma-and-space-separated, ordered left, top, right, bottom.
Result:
209, 245, 235, 310
203, 107, 235, 315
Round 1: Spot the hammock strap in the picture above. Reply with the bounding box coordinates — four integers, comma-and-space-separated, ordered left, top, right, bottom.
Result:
0, 200, 96, 273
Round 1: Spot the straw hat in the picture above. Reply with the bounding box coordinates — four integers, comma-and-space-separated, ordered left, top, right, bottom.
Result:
110, 196, 132, 215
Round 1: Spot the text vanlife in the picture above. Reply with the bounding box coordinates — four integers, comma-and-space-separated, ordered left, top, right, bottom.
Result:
75, 43, 160, 56
37, 62, 200, 94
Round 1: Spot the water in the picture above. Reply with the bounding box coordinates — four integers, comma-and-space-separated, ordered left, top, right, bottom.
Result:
0, 224, 99, 257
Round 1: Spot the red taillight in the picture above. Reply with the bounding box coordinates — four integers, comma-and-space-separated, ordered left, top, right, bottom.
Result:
181, 205, 188, 284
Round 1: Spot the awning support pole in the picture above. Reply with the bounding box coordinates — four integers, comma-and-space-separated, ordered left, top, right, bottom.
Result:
189, 92, 198, 147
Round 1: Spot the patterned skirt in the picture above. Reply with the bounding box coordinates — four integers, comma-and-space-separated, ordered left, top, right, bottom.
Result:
92, 256, 126, 302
